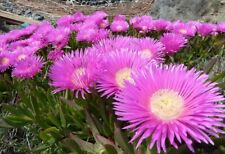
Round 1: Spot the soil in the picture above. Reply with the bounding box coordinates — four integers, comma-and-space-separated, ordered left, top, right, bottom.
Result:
12, 0, 154, 20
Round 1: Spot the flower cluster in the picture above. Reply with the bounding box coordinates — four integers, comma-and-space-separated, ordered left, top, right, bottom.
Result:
0, 11, 225, 153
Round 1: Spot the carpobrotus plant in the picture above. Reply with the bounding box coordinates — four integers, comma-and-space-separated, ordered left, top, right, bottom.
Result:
0, 11, 225, 154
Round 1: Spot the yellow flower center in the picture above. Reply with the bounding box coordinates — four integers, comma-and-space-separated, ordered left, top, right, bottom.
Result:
150, 89, 184, 121
140, 49, 152, 58
0, 57, 9, 65
17, 54, 27, 60
115, 68, 134, 88
71, 67, 86, 87
179, 29, 187, 34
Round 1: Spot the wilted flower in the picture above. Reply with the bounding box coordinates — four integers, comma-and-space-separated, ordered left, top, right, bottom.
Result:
12, 56, 43, 78
114, 64, 225, 153
160, 33, 187, 54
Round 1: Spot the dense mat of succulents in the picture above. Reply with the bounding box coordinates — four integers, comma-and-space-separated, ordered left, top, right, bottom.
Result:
0, 11, 225, 153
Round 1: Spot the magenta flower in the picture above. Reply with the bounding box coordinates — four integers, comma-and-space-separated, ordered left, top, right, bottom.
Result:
12, 56, 43, 78
31, 21, 54, 41
93, 29, 109, 42
8, 39, 30, 51
129, 16, 141, 26
153, 19, 171, 31
160, 33, 187, 54
171, 22, 196, 37
57, 15, 76, 27
72, 11, 86, 23
134, 38, 165, 62
217, 22, 225, 33
76, 28, 98, 42
92, 36, 138, 53
2, 24, 38, 43
97, 49, 147, 97
0, 51, 13, 72
49, 50, 100, 98
86, 11, 108, 26
0, 43, 8, 52
114, 15, 126, 21
13, 48, 35, 63
98, 19, 109, 29
197, 23, 217, 36
110, 17, 129, 32
47, 27, 71, 49
114, 64, 225, 153
131, 16, 153, 33
48, 49, 64, 61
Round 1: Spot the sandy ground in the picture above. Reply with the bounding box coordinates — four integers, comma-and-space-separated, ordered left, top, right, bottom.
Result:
13, 0, 154, 19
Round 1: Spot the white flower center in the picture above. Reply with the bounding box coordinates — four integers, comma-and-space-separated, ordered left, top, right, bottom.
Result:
116, 25, 123, 31
115, 68, 134, 88
18, 54, 27, 60
140, 49, 152, 58
142, 26, 148, 31
179, 29, 187, 34
0, 57, 9, 65
71, 67, 86, 87
150, 89, 184, 121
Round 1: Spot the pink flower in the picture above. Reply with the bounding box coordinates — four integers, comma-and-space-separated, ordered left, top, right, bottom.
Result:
114, 64, 225, 153
110, 16, 129, 32
49, 50, 100, 98
160, 33, 187, 54
72, 11, 86, 23
197, 23, 217, 36
57, 15, 76, 27
48, 49, 64, 61
76, 28, 98, 42
171, 22, 196, 37
134, 38, 165, 62
92, 36, 138, 53
47, 27, 71, 49
217, 22, 225, 33
131, 16, 153, 33
97, 49, 147, 97
12, 48, 35, 63
153, 19, 171, 31
0, 51, 13, 72
86, 11, 108, 26
98, 19, 109, 29
12, 56, 43, 78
